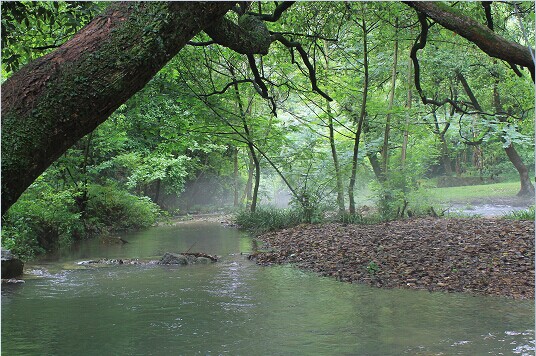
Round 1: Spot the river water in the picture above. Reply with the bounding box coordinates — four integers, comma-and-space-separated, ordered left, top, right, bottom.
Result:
2, 221, 534, 355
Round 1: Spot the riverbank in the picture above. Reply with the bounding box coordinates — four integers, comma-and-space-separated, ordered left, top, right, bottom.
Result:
254, 217, 534, 299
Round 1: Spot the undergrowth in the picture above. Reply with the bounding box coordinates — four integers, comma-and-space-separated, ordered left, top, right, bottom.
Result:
234, 207, 304, 235
503, 206, 535, 221
1, 183, 161, 261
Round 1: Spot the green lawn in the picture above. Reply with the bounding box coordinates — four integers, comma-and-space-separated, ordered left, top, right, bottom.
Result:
428, 181, 522, 203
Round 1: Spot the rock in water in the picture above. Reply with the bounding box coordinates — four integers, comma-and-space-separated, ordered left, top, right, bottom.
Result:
159, 252, 216, 265
159, 252, 190, 265
1, 249, 24, 278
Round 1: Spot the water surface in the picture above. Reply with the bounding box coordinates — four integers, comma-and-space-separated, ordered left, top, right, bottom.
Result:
2, 222, 534, 355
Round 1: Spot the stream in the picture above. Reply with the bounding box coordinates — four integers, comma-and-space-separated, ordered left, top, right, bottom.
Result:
2, 221, 534, 355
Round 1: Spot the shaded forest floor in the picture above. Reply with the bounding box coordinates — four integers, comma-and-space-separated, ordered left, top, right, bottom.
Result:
254, 218, 534, 299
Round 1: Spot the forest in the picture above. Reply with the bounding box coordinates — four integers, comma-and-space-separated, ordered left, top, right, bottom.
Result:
1, 1, 534, 259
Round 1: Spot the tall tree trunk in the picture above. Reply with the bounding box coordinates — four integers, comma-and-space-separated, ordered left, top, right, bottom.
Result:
348, 16, 369, 215
381, 17, 398, 175
1, 2, 233, 214
75, 131, 93, 218
250, 145, 261, 212
431, 111, 453, 175
233, 146, 239, 207
328, 110, 345, 214
242, 152, 254, 208
368, 152, 383, 182
323, 40, 345, 214
401, 58, 412, 167
231, 75, 260, 212
492, 76, 534, 197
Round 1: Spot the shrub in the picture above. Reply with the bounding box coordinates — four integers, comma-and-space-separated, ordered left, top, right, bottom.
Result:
234, 207, 304, 234
1, 179, 83, 260
85, 184, 160, 232
503, 206, 535, 221
1, 181, 161, 260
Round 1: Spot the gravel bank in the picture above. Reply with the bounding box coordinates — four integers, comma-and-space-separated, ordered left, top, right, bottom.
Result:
254, 218, 534, 299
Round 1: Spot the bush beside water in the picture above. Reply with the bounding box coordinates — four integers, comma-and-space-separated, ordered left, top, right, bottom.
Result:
1, 182, 160, 260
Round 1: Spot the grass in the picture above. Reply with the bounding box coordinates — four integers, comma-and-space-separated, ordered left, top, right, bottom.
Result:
428, 181, 521, 204
503, 206, 535, 221
234, 207, 304, 235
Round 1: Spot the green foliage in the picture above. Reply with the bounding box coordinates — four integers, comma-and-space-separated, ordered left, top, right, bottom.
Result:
1, 176, 82, 260
366, 261, 380, 276
3, 1, 534, 258
112, 152, 189, 195
1, 1, 103, 75
503, 206, 535, 221
234, 207, 304, 234
85, 184, 160, 232
1, 179, 160, 260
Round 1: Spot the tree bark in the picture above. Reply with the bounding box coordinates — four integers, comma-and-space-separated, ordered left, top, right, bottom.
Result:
242, 152, 254, 208
431, 111, 453, 176
328, 109, 345, 214
405, 1, 534, 78
1, 2, 233, 214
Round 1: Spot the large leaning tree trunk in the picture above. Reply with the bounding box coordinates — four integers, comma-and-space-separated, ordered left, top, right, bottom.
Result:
1, 2, 234, 214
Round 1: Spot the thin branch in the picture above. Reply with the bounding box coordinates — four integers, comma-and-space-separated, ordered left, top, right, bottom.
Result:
247, 54, 277, 115
248, 1, 295, 22
31, 44, 60, 51
273, 33, 333, 101
187, 40, 216, 46
199, 79, 258, 97
269, 30, 337, 42
410, 11, 478, 114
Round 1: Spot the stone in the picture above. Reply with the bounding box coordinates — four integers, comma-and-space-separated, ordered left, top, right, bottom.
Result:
159, 252, 189, 265
1, 249, 24, 279
2, 278, 25, 284
195, 257, 212, 264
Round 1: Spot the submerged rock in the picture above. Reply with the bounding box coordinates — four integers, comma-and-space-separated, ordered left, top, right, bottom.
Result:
75, 252, 218, 267
159, 253, 190, 265
2, 278, 25, 284
158, 252, 217, 265
1, 249, 24, 279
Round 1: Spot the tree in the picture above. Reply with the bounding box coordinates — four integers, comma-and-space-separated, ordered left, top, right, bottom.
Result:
1, 2, 235, 214
3, 1, 534, 215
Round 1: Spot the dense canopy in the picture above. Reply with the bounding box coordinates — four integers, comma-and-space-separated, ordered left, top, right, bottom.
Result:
1, 1, 534, 257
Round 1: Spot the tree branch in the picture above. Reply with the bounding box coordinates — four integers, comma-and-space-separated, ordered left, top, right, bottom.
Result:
246, 54, 277, 115
481, 1, 523, 77
187, 40, 216, 46
248, 1, 295, 22
204, 14, 272, 55
273, 33, 333, 101
200, 79, 258, 97
405, 1, 534, 79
